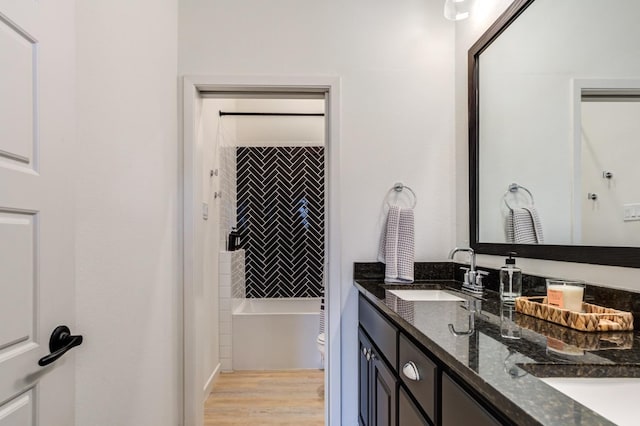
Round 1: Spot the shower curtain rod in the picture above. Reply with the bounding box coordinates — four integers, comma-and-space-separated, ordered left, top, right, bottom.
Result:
219, 111, 324, 117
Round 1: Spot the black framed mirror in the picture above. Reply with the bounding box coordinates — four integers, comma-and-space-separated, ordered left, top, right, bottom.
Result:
469, 0, 640, 268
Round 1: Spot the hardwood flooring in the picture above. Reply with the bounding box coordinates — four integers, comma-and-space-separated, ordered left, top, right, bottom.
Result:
204, 370, 325, 425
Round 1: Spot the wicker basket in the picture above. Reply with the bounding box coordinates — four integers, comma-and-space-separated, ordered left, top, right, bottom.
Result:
515, 311, 633, 350
514, 296, 634, 332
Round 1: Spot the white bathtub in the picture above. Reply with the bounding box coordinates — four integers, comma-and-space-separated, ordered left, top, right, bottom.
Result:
232, 297, 321, 370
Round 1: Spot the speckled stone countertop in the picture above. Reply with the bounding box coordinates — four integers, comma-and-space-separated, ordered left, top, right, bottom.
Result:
354, 263, 640, 426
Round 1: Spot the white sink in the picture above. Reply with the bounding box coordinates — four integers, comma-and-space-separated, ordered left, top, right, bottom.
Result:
541, 377, 640, 426
387, 289, 465, 302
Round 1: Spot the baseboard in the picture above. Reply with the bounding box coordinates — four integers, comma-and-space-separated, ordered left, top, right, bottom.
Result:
203, 363, 221, 401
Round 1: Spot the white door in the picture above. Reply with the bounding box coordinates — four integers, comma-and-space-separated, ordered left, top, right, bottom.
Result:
0, 1, 77, 425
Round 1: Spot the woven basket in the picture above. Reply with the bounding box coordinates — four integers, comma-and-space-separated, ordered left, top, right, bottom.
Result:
514, 296, 634, 332
515, 311, 633, 350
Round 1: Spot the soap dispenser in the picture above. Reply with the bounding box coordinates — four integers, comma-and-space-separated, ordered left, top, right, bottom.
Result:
500, 252, 522, 302
228, 227, 240, 251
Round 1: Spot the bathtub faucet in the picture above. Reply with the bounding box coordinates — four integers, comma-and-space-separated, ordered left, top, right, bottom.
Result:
448, 247, 486, 294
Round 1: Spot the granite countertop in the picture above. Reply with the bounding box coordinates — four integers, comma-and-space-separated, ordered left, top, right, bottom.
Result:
355, 277, 640, 426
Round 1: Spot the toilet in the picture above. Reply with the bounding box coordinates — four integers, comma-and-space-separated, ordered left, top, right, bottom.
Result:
316, 332, 325, 369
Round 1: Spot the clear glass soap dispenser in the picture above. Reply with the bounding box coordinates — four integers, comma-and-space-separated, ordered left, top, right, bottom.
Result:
500, 252, 522, 302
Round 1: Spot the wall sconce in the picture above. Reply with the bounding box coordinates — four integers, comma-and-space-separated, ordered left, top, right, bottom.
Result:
444, 0, 470, 21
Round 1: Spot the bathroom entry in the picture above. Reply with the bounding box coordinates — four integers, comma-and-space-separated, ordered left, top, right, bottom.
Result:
201, 94, 327, 424
579, 90, 640, 247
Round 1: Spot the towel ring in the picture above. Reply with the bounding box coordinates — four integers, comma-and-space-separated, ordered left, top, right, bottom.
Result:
385, 182, 417, 209
503, 183, 534, 210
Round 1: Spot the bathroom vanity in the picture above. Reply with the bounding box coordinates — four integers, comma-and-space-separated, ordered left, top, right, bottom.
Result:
358, 290, 501, 426
357, 1, 640, 423
355, 263, 640, 426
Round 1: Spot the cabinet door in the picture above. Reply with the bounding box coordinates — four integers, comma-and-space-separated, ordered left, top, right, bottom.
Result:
359, 295, 398, 369
371, 350, 397, 426
441, 373, 501, 426
399, 386, 430, 426
359, 329, 372, 426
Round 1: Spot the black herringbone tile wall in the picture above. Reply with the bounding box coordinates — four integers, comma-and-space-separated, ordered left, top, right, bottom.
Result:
237, 146, 325, 298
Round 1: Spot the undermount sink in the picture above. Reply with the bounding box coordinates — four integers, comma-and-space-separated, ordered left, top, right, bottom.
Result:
387, 289, 465, 302
541, 377, 640, 426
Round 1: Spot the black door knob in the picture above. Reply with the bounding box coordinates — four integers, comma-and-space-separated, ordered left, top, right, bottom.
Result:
38, 325, 83, 367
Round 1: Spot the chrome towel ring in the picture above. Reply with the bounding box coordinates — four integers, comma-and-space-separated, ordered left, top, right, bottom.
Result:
503, 183, 534, 210
385, 182, 417, 209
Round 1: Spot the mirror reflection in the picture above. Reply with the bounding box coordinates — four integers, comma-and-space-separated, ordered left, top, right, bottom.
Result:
477, 0, 640, 246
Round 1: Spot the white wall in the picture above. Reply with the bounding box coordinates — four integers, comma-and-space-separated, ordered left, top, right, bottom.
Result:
234, 98, 325, 146
455, 0, 640, 291
180, 1, 456, 423
75, 1, 179, 425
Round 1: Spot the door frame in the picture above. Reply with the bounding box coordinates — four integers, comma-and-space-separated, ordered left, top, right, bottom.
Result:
571, 78, 640, 244
180, 75, 342, 426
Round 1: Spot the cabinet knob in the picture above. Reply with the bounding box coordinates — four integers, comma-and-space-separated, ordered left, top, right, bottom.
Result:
362, 347, 372, 361
402, 361, 421, 381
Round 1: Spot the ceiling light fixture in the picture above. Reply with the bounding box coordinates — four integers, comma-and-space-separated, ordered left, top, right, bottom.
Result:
444, 0, 470, 21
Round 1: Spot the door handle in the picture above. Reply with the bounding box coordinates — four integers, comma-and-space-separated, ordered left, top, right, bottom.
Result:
38, 325, 83, 367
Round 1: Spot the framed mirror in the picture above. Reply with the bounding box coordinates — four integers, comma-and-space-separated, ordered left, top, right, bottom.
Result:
469, 0, 640, 268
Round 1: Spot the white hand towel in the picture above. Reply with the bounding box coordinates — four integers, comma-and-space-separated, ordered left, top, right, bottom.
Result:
378, 206, 414, 283
506, 206, 544, 244
523, 206, 544, 243
377, 207, 393, 263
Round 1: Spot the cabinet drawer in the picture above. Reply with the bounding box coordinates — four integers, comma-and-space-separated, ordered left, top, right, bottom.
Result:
442, 372, 501, 426
399, 386, 430, 426
359, 295, 397, 370
398, 333, 437, 423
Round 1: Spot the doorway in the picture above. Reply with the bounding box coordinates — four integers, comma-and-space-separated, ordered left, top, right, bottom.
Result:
572, 79, 640, 245
181, 76, 341, 426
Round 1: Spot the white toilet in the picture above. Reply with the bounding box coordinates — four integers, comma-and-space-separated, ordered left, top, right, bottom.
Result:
316, 332, 325, 369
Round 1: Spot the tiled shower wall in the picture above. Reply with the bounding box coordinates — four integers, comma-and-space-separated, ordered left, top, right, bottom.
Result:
236, 146, 325, 298
219, 249, 245, 372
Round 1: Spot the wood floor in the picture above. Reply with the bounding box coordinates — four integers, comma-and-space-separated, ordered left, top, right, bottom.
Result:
205, 370, 325, 425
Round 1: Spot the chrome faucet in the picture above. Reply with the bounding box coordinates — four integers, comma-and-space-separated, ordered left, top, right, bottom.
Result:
448, 247, 487, 294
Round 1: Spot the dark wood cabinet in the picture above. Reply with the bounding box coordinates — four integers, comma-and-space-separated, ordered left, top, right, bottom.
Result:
441, 372, 501, 426
359, 295, 398, 368
359, 328, 397, 426
371, 348, 397, 426
359, 329, 372, 426
398, 334, 437, 424
399, 386, 430, 426
358, 294, 506, 426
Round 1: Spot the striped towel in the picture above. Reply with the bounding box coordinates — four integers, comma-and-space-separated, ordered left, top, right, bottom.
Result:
506, 205, 544, 244
319, 289, 325, 335
378, 205, 415, 283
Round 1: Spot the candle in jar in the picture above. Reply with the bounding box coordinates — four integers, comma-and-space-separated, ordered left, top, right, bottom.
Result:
547, 284, 584, 312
